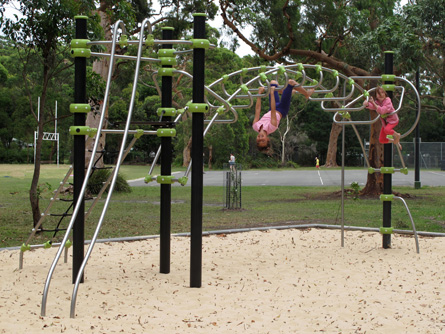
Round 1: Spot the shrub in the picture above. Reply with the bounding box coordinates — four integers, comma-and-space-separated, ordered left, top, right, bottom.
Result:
87, 168, 131, 195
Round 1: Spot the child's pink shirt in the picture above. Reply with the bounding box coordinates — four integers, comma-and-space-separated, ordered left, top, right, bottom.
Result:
366, 97, 398, 124
252, 111, 282, 134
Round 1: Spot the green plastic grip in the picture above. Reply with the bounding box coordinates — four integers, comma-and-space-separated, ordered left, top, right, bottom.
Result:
380, 194, 394, 202
381, 74, 396, 82
188, 103, 209, 113
70, 104, 91, 113
158, 68, 174, 77
69, 126, 97, 137
382, 84, 395, 91
380, 227, 393, 234
156, 175, 175, 184
160, 57, 177, 66
158, 49, 175, 57
191, 39, 210, 49
157, 129, 176, 137
157, 107, 177, 117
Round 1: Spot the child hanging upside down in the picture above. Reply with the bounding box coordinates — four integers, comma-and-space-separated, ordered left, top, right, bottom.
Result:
363, 86, 402, 150
253, 79, 314, 153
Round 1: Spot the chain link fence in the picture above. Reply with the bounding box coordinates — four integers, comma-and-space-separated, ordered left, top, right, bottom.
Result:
364, 142, 445, 169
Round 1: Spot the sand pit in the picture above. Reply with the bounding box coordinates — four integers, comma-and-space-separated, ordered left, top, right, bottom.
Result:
1, 228, 444, 333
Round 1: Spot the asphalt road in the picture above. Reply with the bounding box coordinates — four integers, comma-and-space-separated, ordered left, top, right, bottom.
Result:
128, 169, 445, 188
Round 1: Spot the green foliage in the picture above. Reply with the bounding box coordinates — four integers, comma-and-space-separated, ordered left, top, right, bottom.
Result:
87, 168, 131, 195
349, 181, 361, 201
35, 182, 52, 199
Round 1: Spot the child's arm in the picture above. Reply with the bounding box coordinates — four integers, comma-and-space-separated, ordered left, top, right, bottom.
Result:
253, 88, 264, 125
269, 86, 278, 127
364, 97, 377, 110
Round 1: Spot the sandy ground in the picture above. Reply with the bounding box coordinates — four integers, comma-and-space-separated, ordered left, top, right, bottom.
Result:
1, 228, 444, 333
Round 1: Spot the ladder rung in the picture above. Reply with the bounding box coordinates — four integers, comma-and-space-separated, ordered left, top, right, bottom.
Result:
48, 213, 72, 217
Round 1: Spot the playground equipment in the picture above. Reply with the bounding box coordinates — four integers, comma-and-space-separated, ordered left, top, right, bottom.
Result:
40, 13, 219, 318
33, 11, 422, 319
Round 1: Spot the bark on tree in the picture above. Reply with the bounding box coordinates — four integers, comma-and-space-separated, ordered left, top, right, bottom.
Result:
208, 145, 213, 170
324, 122, 342, 168
29, 71, 50, 227
30, 122, 43, 228
85, 7, 113, 169
183, 137, 192, 167
360, 110, 384, 195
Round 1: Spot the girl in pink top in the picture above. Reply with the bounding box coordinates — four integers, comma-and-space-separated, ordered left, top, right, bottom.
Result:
253, 79, 313, 153
363, 86, 402, 150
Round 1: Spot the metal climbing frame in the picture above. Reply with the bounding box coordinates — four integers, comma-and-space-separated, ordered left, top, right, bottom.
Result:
41, 18, 160, 317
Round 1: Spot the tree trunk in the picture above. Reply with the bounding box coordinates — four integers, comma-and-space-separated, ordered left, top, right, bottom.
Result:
85, 5, 113, 169
30, 86, 48, 227
324, 122, 342, 167
30, 122, 43, 228
183, 137, 192, 167
208, 145, 213, 170
361, 111, 384, 195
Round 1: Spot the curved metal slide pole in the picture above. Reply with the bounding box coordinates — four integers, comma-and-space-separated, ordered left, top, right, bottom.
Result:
394, 196, 420, 254
41, 20, 125, 317
69, 18, 152, 318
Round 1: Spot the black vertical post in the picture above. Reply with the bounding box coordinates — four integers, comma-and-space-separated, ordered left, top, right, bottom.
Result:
382, 51, 393, 249
73, 16, 87, 283
414, 69, 421, 189
190, 13, 206, 288
160, 27, 173, 274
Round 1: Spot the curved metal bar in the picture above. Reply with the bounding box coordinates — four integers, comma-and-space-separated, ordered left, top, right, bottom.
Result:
160, 69, 240, 124
70, 18, 152, 318
333, 113, 381, 125
90, 52, 160, 63
41, 19, 126, 318
395, 77, 421, 139
394, 196, 420, 254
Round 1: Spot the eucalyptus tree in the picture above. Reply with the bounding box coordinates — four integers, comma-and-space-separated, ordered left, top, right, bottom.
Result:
404, 0, 444, 114
218, 0, 423, 193
0, 0, 96, 227
83, 1, 219, 167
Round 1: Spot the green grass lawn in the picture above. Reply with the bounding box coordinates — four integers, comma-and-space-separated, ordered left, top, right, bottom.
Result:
1, 164, 444, 248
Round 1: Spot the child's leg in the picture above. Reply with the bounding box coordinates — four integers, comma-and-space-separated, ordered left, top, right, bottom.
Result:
379, 121, 390, 144
275, 84, 294, 118
269, 82, 280, 110
379, 128, 389, 144
386, 123, 402, 149
293, 85, 314, 99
